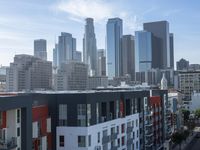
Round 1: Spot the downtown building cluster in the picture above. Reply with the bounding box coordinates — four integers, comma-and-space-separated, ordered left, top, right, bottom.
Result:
0, 17, 187, 150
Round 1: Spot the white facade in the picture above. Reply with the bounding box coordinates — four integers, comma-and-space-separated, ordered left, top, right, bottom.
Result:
57, 113, 140, 150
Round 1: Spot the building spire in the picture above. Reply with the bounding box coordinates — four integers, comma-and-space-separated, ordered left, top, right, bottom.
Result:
161, 73, 168, 90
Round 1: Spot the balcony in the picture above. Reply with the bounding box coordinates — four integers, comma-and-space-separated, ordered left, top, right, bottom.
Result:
102, 135, 110, 144
145, 130, 153, 137
0, 137, 17, 150
127, 126, 133, 133
145, 139, 153, 147
110, 133, 118, 141
127, 138, 133, 145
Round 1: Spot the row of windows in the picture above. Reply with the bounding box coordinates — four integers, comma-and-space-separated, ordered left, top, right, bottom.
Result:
59, 135, 139, 148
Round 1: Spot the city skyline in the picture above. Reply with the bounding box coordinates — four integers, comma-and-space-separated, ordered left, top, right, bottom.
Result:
0, 0, 200, 66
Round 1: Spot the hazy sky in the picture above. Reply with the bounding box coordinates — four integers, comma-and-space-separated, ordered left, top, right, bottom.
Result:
0, 0, 200, 66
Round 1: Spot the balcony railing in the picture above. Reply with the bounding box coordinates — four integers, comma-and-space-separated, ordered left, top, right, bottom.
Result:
0, 137, 17, 150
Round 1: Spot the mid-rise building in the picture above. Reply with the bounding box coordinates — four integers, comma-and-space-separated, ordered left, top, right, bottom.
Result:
106, 18, 123, 79
87, 76, 108, 89
176, 58, 189, 71
34, 39, 47, 61
73, 51, 82, 62
6, 54, 52, 92
83, 18, 97, 76
189, 64, 200, 71
179, 71, 200, 104
0, 88, 171, 150
56, 61, 88, 91
0, 66, 7, 91
97, 49, 106, 76
122, 35, 135, 80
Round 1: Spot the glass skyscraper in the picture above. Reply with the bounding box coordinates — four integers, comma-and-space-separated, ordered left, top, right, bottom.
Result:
106, 18, 123, 79
135, 31, 152, 72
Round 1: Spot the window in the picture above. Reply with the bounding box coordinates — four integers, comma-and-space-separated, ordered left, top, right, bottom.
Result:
96, 103, 99, 123
133, 132, 135, 139
59, 135, 64, 147
136, 141, 138, 149
132, 121, 134, 128
136, 119, 138, 127
111, 127, 115, 135
121, 136, 125, 146
117, 126, 119, 133
121, 124, 125, 133
117, 138, 120, 147
78, 136, 86, 147
17, 127, 20, 136
59, 104, 67, 126
137, 130, 139, 138
77, 104, 86, 126
88, 135, 91, 146
17, 109, 20, 123
98, 132, 100, 143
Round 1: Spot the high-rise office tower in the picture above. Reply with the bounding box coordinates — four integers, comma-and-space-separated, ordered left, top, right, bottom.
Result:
97, 49, 106, 76
170, 33, 174, 68
83, 18, 97, 76
144, 21, 170, 69
121, 35, 135, 80
34, 39, 47, 61
57, 32, 76, 67
106, 18, 123, 79
135, 31, 152, 72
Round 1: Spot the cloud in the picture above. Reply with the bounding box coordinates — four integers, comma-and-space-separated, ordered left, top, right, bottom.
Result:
53, 0, 142, 32
54, 0, 113, 22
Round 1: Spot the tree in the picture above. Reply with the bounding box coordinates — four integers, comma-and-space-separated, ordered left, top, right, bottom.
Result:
171, 132, 184, 150
195, 108, 200, 118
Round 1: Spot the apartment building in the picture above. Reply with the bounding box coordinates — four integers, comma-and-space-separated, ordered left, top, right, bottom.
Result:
0, 88, 170, 150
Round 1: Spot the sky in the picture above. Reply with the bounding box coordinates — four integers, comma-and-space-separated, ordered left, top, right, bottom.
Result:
0, 0, 200, 66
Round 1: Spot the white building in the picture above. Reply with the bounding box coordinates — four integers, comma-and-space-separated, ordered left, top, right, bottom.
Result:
57, 113, 140, 150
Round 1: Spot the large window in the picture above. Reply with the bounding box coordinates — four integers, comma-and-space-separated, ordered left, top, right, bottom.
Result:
78, 136, 86, 147
88, 135, 91, 146
121, 124, 125, 133
59, 135, 64, 147
59, 104, 67, 126
77, 104, 86, 126
0, 112, 2, 125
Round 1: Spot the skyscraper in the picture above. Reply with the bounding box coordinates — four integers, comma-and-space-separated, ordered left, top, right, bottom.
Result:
170, 33, 174, 68
83, 18, 97, 76
53, 43, 58, 68
144, 21, 170, 69
135, 31, 152, 72
106, 18, 123, 79
97, 49, 106, 76
121, 35, 135, 80
176, 58, 189, 70
57, 32, 76, 67
34, 39, 47, 61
